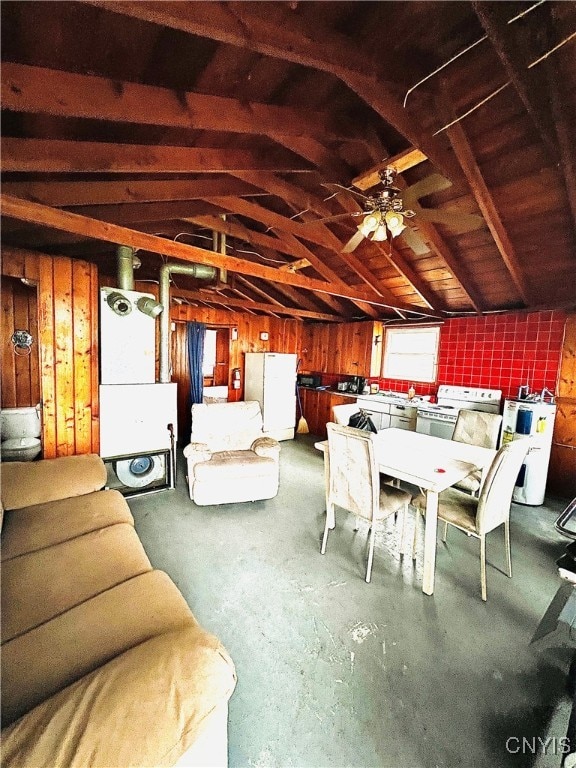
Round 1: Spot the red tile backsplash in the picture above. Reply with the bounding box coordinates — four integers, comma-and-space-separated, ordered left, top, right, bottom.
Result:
376, 310, 566, 400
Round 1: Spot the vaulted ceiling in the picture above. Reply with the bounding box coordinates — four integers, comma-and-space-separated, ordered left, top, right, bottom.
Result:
2, 1, 575, 323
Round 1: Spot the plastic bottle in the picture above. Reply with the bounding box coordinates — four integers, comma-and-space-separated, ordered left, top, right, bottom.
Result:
408, 384, 415, 400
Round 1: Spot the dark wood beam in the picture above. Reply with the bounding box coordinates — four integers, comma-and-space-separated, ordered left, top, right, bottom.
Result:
2, 137, 312, 174
444, 119, 532, 305
170, 286, 341, 321
1, 177, 266, 207
472, 3, 559, 162
87, 0, 460, 179
0, 194, 438, 314
1, 61, 357, 143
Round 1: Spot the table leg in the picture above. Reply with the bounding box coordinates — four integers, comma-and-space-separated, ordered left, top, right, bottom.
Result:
422, 490, 438, 595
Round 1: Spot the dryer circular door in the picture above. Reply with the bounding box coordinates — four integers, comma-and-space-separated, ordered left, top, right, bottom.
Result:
115, 454, 165, 488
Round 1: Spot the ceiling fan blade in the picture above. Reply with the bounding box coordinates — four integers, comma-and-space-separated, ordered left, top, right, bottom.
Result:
402, 174, 452, 206
400, 226, 430, 256
342, 229, 366, 253
413, 208, 484, 231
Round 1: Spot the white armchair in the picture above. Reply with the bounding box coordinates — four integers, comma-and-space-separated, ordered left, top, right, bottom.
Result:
183, 401, 281, 505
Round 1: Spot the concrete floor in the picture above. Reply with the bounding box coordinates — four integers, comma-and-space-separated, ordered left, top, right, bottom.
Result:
129, 435, 575, 768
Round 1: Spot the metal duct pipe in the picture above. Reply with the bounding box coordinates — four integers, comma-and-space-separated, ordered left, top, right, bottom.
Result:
159, 262, 218, 383
117, 245, 136, 291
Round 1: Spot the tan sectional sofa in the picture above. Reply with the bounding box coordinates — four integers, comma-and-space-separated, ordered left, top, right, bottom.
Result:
1, 454, 237, 768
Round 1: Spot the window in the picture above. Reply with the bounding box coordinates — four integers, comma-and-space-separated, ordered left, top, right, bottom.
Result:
202, 329, 217, 377
382, 326, 440, 383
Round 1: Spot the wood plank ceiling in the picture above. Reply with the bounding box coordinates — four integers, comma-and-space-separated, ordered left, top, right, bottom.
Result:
2, 1, 575, 322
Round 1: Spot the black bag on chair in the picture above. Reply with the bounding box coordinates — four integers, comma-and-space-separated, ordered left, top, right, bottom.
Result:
348, 409, 377, 433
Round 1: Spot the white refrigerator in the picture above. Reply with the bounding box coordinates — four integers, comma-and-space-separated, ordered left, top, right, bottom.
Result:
500, 398, 557, 505
244, 353, 297, 441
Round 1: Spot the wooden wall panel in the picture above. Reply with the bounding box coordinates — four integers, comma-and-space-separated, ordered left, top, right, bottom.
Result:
300, 320, 376, 378
169, 304, 303, 441
1, 276, 40, 408
2, 248, 99, 458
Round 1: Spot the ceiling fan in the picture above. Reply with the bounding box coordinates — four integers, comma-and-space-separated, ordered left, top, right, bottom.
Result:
309, 167, 484, 254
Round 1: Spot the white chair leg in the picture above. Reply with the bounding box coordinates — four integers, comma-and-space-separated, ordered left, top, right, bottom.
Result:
480, 535, 487, 602
441, 521, 448, 543
366, 523, 377, 583
504, 520, 512, 577
321, 503, 333, 555
399, 503, 409, 556
412, 509, 420, 560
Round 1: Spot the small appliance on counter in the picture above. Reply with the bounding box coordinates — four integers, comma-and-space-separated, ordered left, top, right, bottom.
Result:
336, 381, 349, 392
500, 398, 557, 505
347, 376, 366, 394
296, 373, 322, 389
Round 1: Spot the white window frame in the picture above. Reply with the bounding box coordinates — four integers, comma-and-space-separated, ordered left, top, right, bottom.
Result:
382, 325, 440, 383
202, 329, 217, 377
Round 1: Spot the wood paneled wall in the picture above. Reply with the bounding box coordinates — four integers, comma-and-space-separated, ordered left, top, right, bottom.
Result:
170, 304, 302, 440
1, 276, 40, 408
2, 248, 99, 458
300, 320, 379, 378
549, 314, 576, 498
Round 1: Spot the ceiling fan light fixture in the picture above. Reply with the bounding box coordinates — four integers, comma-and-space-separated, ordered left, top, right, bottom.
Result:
385, 211, 406, 238
371, 222, 388, 242
359, 212, 380, 237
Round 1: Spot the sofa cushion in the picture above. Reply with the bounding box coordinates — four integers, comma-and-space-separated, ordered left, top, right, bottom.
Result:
194, 450, 276, 482
1, 626, 236, 768
2, 523, 152, 643
1, 489, 133, 562
1, 454, 107, 511
1, 570, 195, 727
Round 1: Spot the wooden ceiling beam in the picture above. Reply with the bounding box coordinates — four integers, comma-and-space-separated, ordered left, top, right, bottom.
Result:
88, 0, 460, 179
1, 61, 358, 144
230, 171, 335, 219
411, 219, 485, 314
210, 195, 343, 251
352, 148, 429, 191
65, 200, 231, 225
276, 232, 379, 319
444, 119, 532, 306
2, 137, 312, 174
1, 194, 438, 314
1, 177, 267, 207
472, 3, 559, 162
170, 286, 341, 321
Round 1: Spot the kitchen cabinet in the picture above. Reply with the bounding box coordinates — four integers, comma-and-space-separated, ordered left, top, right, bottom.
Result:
298, 388, 357, 438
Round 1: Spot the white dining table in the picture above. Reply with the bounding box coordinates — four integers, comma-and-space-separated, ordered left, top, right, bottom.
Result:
315, 428, 496, 595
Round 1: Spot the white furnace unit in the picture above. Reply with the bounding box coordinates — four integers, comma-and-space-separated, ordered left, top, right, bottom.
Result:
100, 287, 156, 385
500, 398, 557, 505
99, 383, 178, 494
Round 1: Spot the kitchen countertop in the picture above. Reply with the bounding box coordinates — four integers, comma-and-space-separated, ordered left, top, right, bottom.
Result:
298, 387, 431, 405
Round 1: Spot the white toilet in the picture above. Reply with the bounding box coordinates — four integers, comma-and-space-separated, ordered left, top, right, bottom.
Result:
1, 405, 42, 462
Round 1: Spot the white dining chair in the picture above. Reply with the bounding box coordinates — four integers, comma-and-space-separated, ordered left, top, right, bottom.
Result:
331, 403, 361, 426
451, 409, 503, 495
321, 422, 412, 583
411, 438, 529, 601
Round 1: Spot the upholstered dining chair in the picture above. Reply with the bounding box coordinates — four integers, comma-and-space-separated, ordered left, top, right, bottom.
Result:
451, 409, 503, 495
320, 423, 412, 583
411, 437, 529, 601
331, 403, 361, 426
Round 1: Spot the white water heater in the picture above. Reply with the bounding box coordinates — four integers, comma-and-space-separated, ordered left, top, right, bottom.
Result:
500, 399, 557, 505
100, 287, 156, 384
